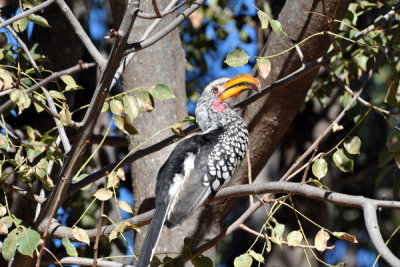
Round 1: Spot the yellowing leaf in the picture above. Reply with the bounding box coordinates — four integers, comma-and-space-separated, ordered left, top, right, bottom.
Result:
136, 90, 154, 112
73, 227, 90, 246
256, 58, 271, 79
248, 250, 264, 263
0, 206, 6, 217
224, 48, 249, 68
10, 89, 31, 114
110, 99, 124, 116
0, 69, 13, 90
234, 253, 252, 267
333, 232, 358, 243
287, 230, 303, 247
344, 136, 361, 155
314, 229, 330, 252
312, 158, 328, 180
149, 84, 175, 100
118, 201, 133, 214
122, 95, 139, 122
270, 19, 282, 34
12, 17, 28, 33
101, 102, 109, 112
93, 188, 113, 201
257, 10, 269, 29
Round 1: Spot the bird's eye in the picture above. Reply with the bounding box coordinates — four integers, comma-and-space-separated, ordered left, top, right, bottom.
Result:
212, 87, 218, 94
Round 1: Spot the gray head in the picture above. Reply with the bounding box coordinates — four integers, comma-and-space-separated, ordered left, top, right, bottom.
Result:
195, 74, 261, 131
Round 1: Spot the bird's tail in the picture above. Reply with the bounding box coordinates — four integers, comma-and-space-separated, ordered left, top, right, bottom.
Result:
136, 203, 168, 267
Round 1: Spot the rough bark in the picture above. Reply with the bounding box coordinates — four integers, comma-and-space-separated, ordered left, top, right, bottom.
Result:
117, 0, 192, 258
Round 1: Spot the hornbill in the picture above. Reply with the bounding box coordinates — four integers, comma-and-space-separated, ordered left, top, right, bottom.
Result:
136, 74, 261, 267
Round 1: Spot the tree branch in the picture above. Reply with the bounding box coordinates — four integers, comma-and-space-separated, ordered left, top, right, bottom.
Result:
124, 0, 206, 55
363, 203, 400, 266
54, 0, 106, 67
0, 0, 56, 29
70, 8, 397, 194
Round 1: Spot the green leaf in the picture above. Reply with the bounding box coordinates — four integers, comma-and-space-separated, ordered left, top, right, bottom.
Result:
387, 132, 400, 153
93, 188, 113, 201
270, 19, 282, 34
149, 84, 176, 100
62, 237, 78, 257
224, 48, 249, 67
122, 95, 139, 122
314, 229, 330, 252
150, 256, 162, 267
28, 14, 50, 28
110, 99, 124, 116
332, 232, 358, 243
248, 250, 264, 263
33, 95, 45, 113
10, 89, 31, 114
136, 90, 154, 111
234, 253, 253, 267
191, 255, 213, 267
12, 17, 28, 33
2, 232, 17, 261
271, 222, 285, 245
16, 228, 40, 256
114, 116, 138, 135
256, 57, 271, 79
73, 227, 90, 246
180, 116, 196, 123
287, 230, 303, 247
312, 158, 328, 180
257, 10, 269, 29
333, 149, 353, 173
48, 90, 65, 100
344, 136, 361, 154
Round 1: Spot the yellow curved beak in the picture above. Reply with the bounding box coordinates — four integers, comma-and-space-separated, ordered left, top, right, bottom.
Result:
219, 74, 261, 101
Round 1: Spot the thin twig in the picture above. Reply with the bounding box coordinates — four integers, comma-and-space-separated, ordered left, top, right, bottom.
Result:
55, 0, 106, 67
93, 177, 107, 267
322, 63, 390, 114
0, 17, 72, 153
0, 0, 56, 29
71, 8, 397, 195
0, 62, 96, 117
137, 1, 186, 19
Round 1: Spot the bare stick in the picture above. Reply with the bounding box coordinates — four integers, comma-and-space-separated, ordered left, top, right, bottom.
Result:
55, 0, 106, 67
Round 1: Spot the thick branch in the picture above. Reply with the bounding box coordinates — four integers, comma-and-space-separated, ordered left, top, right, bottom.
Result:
363, 203, 400, 266
50, 182, 400, 241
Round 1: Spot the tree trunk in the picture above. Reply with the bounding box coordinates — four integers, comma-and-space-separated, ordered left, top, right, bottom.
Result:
118, 0, 194, 259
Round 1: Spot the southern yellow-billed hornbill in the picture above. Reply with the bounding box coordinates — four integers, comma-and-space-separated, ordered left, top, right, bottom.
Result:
137, 74, 260, 267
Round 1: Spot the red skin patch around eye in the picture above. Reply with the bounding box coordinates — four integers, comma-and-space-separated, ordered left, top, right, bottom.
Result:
212, 100, 226, 112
